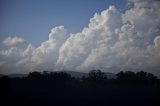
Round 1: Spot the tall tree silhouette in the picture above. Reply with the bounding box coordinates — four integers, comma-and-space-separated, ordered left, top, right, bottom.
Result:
117, 71, 136, 83
28, 71, 42, 79
88, 70, 107, 81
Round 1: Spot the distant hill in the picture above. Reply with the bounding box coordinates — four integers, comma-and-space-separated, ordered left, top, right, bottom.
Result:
62, 71, 116, 79
0, 74, 6, 78
62, 71, 88, 78
5, 71, 116, 79
104, 72, 117, 79
8, 74, 28, 78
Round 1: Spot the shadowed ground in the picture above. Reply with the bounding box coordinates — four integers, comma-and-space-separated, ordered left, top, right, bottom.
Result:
0, 70, 160, 106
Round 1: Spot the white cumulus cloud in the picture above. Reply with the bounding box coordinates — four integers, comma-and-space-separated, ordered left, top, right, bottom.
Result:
2, 36, 25, 46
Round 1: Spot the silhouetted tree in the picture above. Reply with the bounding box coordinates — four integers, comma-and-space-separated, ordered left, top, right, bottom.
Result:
28, 71, 42, 79
1, 70, 160, 106
136, 71, 147, 79
88, 70, 107, 81
50, 72, 71, 81
147, 73, 158, 81
117, 71, 136, 83
146, 73, 159, 86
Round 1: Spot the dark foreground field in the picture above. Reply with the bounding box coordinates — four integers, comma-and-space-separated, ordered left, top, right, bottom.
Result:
0, 70, 160, 106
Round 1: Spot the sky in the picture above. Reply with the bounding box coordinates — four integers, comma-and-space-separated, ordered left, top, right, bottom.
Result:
0, 0, 160, 76
0, 0, 127, 46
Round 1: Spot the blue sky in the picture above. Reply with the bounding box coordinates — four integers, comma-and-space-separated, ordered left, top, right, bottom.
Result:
0, 0, 127, 46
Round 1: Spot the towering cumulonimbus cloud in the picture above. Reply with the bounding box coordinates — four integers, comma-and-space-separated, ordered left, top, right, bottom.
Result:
0, 0, 160, 75
56, 6, 122, 70
18, 26, 68, 72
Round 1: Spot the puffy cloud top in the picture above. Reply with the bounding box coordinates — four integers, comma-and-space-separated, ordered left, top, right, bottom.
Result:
154, 36, 160, 48
2, 36, 24, 46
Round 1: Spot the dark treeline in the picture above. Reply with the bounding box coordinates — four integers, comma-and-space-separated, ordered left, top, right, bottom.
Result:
0, 70, 160, 106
